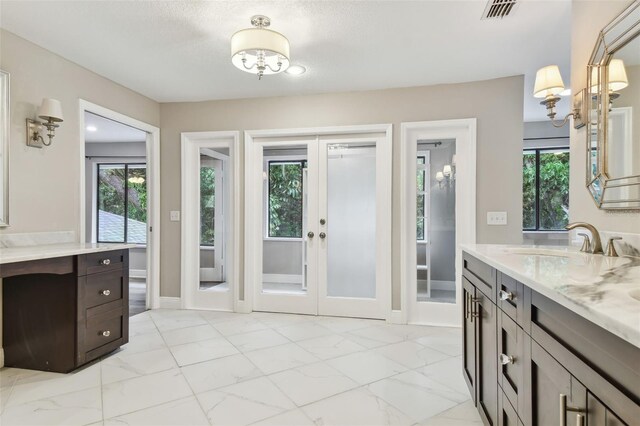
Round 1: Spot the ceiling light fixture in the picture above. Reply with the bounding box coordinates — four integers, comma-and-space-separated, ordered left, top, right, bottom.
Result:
231, 15, 290, 80
285, 65, 306, 76
86, 125, 97, 132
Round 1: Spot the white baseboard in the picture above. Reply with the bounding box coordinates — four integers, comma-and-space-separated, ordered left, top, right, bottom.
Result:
235, 300, 252, 314
159, 297, 182, 309
199, 268, 221, 282
262, 274, 302, 284
388, 310, 405, 324
129, 269, 147, 279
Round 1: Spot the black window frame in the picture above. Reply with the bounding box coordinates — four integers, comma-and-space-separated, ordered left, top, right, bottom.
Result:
96, 162, 147, 244
523, 147, 570, 232
267, 159, 306, 239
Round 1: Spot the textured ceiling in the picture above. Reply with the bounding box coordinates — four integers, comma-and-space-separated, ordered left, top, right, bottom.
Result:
0, 0, 572, 121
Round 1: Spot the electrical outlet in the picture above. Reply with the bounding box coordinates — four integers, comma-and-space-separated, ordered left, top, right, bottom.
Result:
487, 211, 507, 225
170, 211, 180, 222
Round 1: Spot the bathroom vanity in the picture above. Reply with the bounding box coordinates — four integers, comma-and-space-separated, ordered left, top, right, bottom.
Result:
461, 244, 640, 426
0, 244, 130, 373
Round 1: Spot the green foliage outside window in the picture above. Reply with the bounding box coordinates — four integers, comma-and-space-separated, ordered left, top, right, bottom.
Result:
200, 166, 215, 245
269, 161, 304, 238
523, 149, 570, 231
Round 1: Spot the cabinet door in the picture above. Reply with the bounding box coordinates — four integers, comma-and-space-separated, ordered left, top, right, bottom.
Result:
476, 290, 498, 425
462, 277, 477, 403
587, 393, 626, 426
524, 340, 586, 426
498, 311, 524, 415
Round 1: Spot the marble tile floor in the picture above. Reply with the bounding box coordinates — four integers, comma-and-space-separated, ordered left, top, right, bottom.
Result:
0, 310, 481, 426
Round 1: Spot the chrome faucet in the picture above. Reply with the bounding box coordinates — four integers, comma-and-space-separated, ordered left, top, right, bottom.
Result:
566, 222, 603, 254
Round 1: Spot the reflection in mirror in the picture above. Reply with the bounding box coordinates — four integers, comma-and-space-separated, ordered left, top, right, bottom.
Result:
199, 147, 230, 293
0, 70, 8, 227
586, 2, 640, 209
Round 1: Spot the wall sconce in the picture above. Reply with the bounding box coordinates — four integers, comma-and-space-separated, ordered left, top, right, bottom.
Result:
591, 59, 628, 109
26, 98, 64, 148
436, 162, 456, 189
533, 65, 586, 129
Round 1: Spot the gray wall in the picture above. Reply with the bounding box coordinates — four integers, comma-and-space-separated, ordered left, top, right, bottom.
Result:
0, 29, 160, 236
159, 75, 525, 308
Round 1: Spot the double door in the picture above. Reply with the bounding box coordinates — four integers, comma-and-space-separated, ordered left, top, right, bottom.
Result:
249, 135, 391, 319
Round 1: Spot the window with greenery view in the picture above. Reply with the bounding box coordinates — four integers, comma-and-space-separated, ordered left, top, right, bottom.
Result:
97, 163, 147, 244
268, 160, 305, 238
417, 156, 426, 241
200, 164, 215, 246
523, 148, 569, 231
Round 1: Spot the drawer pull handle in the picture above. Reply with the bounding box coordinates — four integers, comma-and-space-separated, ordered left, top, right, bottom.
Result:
100, 259, 111, 266
100, 289, 111, 296
101, 330, 111, 337
559, 394, 585, 426
470, 297, 481, 322
499, 353, 514, 365
499, 290, 514, 301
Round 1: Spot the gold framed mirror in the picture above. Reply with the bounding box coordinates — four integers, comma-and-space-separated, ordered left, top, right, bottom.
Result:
587, 1, 640, 209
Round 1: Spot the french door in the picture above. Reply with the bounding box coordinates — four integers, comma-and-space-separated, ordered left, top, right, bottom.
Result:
248, 131, 391, 319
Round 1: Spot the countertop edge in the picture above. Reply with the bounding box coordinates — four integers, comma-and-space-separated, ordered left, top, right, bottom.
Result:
0, 243, 135, 265
461, 244, 640, 349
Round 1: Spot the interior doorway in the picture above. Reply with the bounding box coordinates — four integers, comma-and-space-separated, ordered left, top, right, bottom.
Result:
82, 112, 156, 316
401, 119, 476, 326
181, 132, 240, 311
245, 125, 392, 320
79, 100, 161, 313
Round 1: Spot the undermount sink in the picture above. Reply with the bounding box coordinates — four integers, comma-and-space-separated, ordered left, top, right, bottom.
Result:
629, 289, 640, 303
503, 248, 579, 258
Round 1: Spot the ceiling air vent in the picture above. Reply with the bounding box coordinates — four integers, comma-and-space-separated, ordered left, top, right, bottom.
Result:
481, 0, 518, 19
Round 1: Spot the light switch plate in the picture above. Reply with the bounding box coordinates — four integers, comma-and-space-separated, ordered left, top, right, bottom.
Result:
170, 211, 180, 222
487, 211, 507, 225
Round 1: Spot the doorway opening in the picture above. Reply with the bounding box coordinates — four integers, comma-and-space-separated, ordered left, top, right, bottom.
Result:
401, 119, 476, 326
83, 112, 148, 316
181, 132, 240, 312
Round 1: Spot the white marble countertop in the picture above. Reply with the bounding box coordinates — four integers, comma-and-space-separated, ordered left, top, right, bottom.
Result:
0, 242, 135, 265
461, 244, 640, 348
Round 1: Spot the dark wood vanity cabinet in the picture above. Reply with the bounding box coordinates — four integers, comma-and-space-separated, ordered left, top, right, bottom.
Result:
2, 249, 129, 373
462, 252, 640, 426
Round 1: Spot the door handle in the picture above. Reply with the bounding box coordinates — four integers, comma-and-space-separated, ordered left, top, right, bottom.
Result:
307, 231, 314, 238
319, 232, 326, 239
470, 298, 480, 322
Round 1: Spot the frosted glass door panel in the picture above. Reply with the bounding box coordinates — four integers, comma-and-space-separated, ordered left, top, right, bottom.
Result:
327, 146, 376, 298
262, 145, 308, 295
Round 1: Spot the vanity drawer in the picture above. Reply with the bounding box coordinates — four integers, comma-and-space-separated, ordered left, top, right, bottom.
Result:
80, 250, 127, 276
84, 269, 124, 309
498, 310, 525, 414
83, 308, 124, 353
498, 272, 525, 325
463, 252, 496, 302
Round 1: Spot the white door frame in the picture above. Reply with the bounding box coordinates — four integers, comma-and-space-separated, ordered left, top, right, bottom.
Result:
245, 124, 393, 319
181, 131, 241, 311
78, 100, 161, 310
400, 119, 476, 326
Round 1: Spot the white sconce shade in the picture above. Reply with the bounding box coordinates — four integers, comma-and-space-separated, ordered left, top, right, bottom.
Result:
607, 59, 628, 91
443, 164, 452, 177
37, 98, 64, 122
436, 171, 444, 182
451, 154, 457, 166
533, 65, 565, 98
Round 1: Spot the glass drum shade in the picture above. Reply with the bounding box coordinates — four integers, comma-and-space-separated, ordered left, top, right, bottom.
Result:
231, 28, 290, 75
533, 65, 565, 98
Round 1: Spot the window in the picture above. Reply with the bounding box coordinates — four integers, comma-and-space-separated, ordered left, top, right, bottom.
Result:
523, 148, 570, 231
97, 163, 147, 244
267, 160, 305, 238
200, 163, 215, 246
